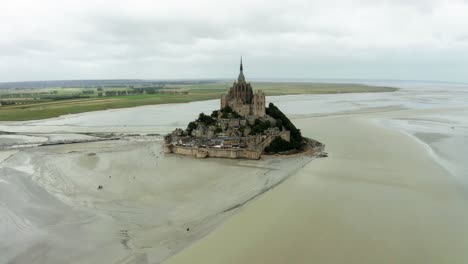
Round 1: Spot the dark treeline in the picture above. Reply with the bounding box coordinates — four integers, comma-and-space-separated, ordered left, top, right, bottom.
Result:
0, 86, 189, 105
0, 79, 222, 89
265, 102, 305, 153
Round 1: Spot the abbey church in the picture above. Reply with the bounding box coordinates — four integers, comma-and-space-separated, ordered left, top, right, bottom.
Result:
163, 58, 315, 160
221, 58, 266, 117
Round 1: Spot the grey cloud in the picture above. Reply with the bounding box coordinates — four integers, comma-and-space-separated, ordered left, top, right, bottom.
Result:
1, 0, 468, 82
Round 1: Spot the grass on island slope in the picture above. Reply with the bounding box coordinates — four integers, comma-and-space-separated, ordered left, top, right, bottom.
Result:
0, 82, 397, 121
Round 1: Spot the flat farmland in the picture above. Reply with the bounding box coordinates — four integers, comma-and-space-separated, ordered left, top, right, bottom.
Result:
0, 82, 397, 121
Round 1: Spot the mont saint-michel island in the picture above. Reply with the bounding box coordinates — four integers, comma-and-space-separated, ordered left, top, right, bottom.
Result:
3, 1, 468, 264
164, 59, 324, 160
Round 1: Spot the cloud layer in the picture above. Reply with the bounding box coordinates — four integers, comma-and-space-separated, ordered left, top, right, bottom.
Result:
1, 0, 468, 82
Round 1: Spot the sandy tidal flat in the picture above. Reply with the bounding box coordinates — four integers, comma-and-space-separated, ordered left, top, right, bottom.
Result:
0, 138, 312, 264
165, 111, 468, 264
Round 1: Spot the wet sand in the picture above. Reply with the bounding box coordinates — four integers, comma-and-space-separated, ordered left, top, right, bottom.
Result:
165, 113, 468, 264
0, 137, 313, 264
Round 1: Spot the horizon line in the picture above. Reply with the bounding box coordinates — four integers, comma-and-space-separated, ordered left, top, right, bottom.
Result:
1, 77, 468, 86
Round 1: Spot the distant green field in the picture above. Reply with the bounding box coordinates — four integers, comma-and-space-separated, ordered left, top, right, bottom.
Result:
0, 82, 397, 121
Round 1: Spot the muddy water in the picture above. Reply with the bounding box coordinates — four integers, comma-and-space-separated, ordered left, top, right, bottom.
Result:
165, 114, 468, 264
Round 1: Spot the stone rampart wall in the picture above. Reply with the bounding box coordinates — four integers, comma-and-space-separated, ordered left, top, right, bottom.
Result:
166, 145, 262, 160
164, 130, 290, 160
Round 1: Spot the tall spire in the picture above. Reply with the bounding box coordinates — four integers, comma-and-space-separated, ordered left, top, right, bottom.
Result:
238, 56, 245, 83
240, 56, 243, 72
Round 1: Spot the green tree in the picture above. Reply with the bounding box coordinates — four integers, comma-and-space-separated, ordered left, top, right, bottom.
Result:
265, 137, 293, 153
221, 106, 233, 113
266, 103, 304, 150
186, 122, 198, 135
232, 111, 241, 118
251, 119, 272, 134
197, 113, 215, 126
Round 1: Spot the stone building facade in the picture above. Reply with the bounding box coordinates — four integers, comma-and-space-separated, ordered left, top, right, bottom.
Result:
221, 58, 266, 117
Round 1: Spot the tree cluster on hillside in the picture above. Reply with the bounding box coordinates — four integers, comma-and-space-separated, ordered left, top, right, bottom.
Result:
265, 102, 305, 151
264, 137, 294, 153
220, 106, 241, 118
211, 110, 219, 118
251, 119, 272, 135
197, 113, 216, 126
176, 103, 304, 154
186, 121, 198, 135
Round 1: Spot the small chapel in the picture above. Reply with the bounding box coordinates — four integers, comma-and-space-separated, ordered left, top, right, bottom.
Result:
220, 58, 266, 117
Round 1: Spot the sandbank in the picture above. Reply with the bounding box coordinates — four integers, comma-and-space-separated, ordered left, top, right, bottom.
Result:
164, 111, 468, 264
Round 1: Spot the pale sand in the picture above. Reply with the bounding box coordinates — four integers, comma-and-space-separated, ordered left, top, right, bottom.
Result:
164, 114, 468, 264
0, 150, 18, 163
0, 138, 313, 264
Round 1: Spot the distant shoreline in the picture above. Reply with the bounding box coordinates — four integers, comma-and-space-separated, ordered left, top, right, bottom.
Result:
0, 82, 397, 121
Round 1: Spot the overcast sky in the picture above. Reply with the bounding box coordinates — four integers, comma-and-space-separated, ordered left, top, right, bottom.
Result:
1, 0, 468, 82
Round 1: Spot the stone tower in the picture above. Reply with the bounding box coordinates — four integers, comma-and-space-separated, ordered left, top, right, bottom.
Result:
220, 58, 266, 117
253, 90, 266, 117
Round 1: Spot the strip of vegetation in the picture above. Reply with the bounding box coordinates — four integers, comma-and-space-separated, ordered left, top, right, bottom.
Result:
0, 82, 397, 121
44, 95, 91, 100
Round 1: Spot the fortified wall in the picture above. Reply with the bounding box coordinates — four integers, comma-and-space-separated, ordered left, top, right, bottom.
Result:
164, 131, 290, 160
164, 145, 262, 160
